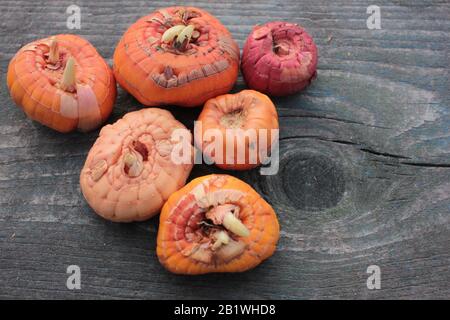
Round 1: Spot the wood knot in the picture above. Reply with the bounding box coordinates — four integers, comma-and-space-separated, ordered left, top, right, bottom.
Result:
281, 154, 345, 211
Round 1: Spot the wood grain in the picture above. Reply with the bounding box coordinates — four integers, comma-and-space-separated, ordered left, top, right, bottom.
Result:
0, 0, 449, 299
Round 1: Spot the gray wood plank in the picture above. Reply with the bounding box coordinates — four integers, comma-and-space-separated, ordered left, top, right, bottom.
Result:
0, 0, 449, 299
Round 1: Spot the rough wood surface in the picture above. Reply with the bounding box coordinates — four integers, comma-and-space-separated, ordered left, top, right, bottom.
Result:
1, 0, 449, 299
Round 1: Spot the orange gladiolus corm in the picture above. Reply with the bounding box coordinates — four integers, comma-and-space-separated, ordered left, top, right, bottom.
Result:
113, 6, 239, 107
7, 34, 116, 132
196, 90, 279, 170
157, 174, 280, 274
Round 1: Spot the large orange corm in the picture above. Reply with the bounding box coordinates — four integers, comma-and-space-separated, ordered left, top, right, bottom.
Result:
113, 6, 239, 107
157, 174, 280, 274
7, 34, 116, 132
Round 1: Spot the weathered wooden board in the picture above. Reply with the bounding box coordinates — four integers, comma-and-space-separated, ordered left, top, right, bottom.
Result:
0, 0, 449, 299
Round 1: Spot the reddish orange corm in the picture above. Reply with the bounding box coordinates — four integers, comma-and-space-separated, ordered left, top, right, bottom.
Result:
157, 174, 280, 274
196, 90, 279, 170
113, 6, 239, 107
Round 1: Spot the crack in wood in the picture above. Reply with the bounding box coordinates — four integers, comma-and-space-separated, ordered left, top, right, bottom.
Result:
279, 113, 392, 129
